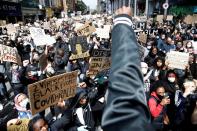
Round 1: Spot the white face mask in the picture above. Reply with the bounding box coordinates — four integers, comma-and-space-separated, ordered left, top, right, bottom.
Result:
168, 77, 175, 83
23, 60, 29, 67
141, 68, 148, 75
33, 54, 39, 61
12, 65, 19, 70
19, 98, 29, 108
147, 46, 152, 50
187, 43, 192, 48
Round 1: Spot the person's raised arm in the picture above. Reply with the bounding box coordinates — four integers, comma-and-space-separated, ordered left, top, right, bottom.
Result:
102, 6, 152, 131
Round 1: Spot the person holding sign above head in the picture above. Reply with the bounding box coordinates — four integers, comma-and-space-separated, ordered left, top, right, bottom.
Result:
101, 5, 153, 131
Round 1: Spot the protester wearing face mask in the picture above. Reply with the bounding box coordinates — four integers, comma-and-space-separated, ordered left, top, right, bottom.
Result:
7, 63, 24, 96
148, 85, 170, 130
141, 62, 151, 98
14, 93, 32, 119
163, 70, 179, 130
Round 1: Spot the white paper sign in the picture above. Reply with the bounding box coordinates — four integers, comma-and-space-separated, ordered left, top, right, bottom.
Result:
166, 51, 189, 70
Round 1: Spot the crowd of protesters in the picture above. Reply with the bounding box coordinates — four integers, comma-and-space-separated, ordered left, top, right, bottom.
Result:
0, 11, 196, 131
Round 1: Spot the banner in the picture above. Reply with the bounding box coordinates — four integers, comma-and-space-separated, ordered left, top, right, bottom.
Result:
28, 71, 78, 115
166, 51, 189, 70
0, 44, 20, 64
77, 23, 96, 36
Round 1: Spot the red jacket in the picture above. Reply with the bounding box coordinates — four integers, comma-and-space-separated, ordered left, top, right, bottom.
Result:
148, 92, 164, 118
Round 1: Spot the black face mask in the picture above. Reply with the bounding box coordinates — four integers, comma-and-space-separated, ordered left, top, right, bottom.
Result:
157, 94, 164, 100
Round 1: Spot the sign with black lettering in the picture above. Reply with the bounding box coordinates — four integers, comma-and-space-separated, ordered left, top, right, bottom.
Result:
77, 22, 96, 36
0, 44, 20, 64
28, 71, 78, 115
91, 49, 111, 57
89, 57, 111, 77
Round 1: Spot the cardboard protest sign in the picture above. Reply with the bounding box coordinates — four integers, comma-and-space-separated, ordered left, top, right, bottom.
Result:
95, 28, 110, 39
6, 24, 16, 35
0, 44, 20, 64
69, 36, 90, 60
28, 71, 78, 115
167, 15, 173, 21
89, 49, 111, 76
89, 57, 111, 76
138, 33, 147, 44
193, 14, 197, 23
77, 23, 96, 36
0, 20, 6, 26
184, 15, 193, 24
166, 51, 189, 70
156, 15, 164, 23
90, 49, 111, 57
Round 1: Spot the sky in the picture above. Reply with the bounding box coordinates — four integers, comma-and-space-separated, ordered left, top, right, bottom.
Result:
82, 0, 97, 10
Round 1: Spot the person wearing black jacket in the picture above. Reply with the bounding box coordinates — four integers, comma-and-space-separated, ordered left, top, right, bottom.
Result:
101, 6, 152, 131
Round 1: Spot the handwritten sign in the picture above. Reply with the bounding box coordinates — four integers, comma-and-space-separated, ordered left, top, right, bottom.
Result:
29, 27, 56, 46
184, 15, 193, 24
91, 49, 111, 57
28, 71, 78, 115
89, 57, 111, 76
166, 51, 189, 70
77, 23, 96, 36
156, 15, 164, 23
89, 49, 111, 76
0, 44, 19, 64
167, 15, 173, 21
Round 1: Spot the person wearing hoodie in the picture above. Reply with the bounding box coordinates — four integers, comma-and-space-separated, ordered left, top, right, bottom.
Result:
51, 90, 95, 131
163, 70, 180, 130
144, 46, 158, 67
148, 85, 170, 131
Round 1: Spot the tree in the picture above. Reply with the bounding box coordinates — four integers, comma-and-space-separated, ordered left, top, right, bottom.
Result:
75, 0, 87, 13
169, 6, 193, 18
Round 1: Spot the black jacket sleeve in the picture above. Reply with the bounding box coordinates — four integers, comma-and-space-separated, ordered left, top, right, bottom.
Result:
101, 14, 152, 131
